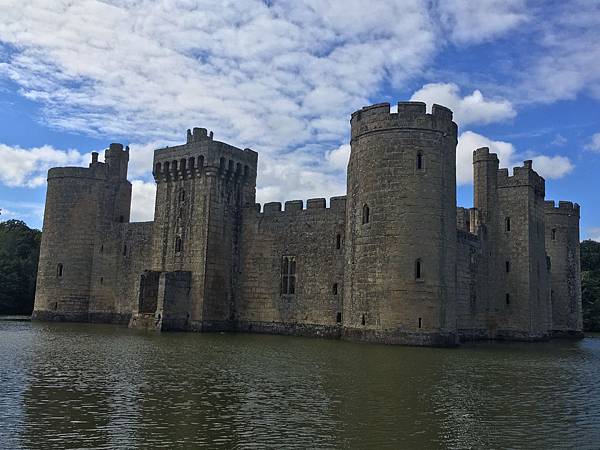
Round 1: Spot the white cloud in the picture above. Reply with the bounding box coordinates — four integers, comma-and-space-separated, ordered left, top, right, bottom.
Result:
585, 133, 600, 153
530, 155, 574, 180
325, 144, 351, 171
0, 143, 89, 187
410, 83, 516, 126
130, 180, 156, 222
435, 0, 528, 44
456, 131, 517, 185
0, 201, 45, 226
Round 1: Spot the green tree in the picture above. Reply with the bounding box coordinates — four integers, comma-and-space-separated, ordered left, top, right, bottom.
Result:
581, 240, 600, 332
0, 220, 42, 315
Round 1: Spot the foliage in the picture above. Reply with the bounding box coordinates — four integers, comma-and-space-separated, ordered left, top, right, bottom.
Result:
581, 240, 600, 332
0, 220, 41, 315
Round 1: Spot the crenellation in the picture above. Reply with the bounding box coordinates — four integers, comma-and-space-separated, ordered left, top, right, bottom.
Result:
33, 100, 583, 346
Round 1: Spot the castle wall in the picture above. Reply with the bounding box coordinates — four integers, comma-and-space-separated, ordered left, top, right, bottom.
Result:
545, 201, 583, 337
237, 198, 346, 336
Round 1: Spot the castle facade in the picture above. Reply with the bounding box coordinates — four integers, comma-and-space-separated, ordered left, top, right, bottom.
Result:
32, 101, 583, 346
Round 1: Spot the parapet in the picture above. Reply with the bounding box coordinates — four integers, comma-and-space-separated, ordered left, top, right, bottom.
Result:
473, 147, 499, 163
186, 127, 214, 143
497, 159, 545, 195
544, 200, 580, 217
350, 101, 457, 141
245, 196, 347, 216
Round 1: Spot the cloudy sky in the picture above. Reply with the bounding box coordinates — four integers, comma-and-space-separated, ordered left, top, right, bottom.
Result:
0, 0, 599, 239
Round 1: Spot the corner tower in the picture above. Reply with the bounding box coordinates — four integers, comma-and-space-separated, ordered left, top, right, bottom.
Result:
545, 201, 583, 337
343, 102, 458, 346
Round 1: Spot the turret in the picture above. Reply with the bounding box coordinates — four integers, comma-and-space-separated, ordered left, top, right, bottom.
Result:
32, 143, 132, 321
544, 201, 583, 337
344, 101, 458, 346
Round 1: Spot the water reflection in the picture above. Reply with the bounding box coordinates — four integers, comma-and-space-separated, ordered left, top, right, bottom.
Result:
1, 321, 599, 449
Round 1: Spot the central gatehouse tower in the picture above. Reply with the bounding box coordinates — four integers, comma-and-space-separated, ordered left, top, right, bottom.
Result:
344, 102, 459, 345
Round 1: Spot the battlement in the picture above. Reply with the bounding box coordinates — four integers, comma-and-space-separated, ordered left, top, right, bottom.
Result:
153, 129, 258, 183
473, 147, 499, 163
186, 127, 214, 143
544, 200, 581, 216
244, 196, 347, 216
350, 101, 457, 141
497, 159, 545, 194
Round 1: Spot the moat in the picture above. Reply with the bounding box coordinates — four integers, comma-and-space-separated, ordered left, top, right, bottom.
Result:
1, 321, 599, 449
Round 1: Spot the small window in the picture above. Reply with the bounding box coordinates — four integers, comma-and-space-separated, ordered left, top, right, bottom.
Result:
551, 228, 556, 240
332, 283, 338, 295
361, 314, 366, 326
547, 255, 552, 272
336, 233, 341, 249
53, 302, 58, 311
56, 263, 63, 277
281, 256, 297, 295
506, 293, 510, 305
178, 189, 185, 203
119, 215, 124, 223
336, 312, 342, 324
505, 261, 510, 273
418, 317, 422, 329
175, 236, 183, 253
123, 245, 127, 256
100, 277, 104, 284
362, 204, 370, 224
100, 244, 104, 254
416, 152, 424, 170
415, 259, 422, 280
505, 217, 511, 232
466, 220, 470, 232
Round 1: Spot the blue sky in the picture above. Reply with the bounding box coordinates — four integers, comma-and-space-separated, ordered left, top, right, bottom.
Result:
0, 0, 599, 240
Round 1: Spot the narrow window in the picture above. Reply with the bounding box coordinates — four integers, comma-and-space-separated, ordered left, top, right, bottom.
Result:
418, 317, 422, 329
123, 245, 127, 256
416, 152, 423, 170
466, 220, 471, 232
56, 263, 63, 277
100, 277, 104, 284
362, 204, 370, 224
415, 259, 422, 280
506, 293, 510, 305
361, 314, 366, 326
281, 256, 297, 295
175, 236, 183, 253
336, 233, 341, 249
336, 312, 342, 323
505, 217, 511, 232
332, 283, 338, 295
119, 215, 124, 223
551, 228, 556, 240
53, 302, 58, 311
100, 244, 104, 254
179, 189, 185, 203
547, 256, 552, 272
505, 260, 510, 273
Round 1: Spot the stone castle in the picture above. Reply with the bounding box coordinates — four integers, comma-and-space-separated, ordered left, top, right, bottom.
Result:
32, 101, 583, 346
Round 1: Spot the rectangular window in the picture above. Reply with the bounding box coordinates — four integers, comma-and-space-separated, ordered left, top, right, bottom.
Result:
506, 261, 510, 273
505, 217, 511, 232
281, 256, 296, 295
551, 228, 557, 240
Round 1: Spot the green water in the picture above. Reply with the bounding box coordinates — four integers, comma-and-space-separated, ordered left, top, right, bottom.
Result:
1, 321, 599, 449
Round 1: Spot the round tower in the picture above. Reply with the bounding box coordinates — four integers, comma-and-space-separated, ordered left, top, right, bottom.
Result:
544, 201, 583, 338
32, 143, 130, 322
343, 101, 458, 346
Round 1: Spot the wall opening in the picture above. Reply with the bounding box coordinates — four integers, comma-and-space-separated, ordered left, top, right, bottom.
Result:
100, 244, 104, 254
362, 204, 370, 224
466, 220, 470, 232
336, 312, 342, 323
332, 283, 338, 295
506, 293, 510, 305
551, 228, 556, 240
119, 215, 124, 223
506, 260, 510, 273
281, 256, 297, 295
416, 152, 424, 170
100, 277, 104, 284
505, 217, 511, 232
415, 259, 422, 279
175, 236, 183, 253
56, 263, 63, 277
418, 317, 422, 329
361, 314, 365, 326
123, 245, 127, 256
178, 189, 185, 203
336, 233, 341, 249
53, 302, 58, 311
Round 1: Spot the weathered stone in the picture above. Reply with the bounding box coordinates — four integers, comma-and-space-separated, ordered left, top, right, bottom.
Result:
32, 102, 584, 346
